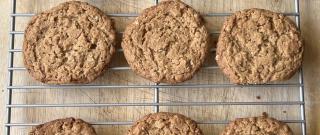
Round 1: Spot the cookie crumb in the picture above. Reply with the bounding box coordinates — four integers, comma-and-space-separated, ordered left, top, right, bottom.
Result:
256, 95, 261, 99
262, 112, 268, 117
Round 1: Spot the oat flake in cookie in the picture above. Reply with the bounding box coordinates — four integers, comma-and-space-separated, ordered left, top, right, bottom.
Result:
122, 0, 209, 83
23, 1, 116, 84
127, 112, 203, 135
221, 116, 293, 135
216, 8, 303, 84
29, 117, 96, 135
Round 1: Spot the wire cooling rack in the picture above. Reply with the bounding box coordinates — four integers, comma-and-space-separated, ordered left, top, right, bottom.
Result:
5, 0, 306, 134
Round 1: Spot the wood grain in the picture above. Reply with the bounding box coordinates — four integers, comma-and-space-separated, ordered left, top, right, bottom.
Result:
0, 0, 319, 135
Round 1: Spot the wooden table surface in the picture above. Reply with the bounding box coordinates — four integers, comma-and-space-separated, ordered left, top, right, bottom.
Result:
0, 0, 319, 134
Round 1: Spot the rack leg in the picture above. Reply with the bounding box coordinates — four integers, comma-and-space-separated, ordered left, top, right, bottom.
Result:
6, 0, 16, 134
299, 68, 306, 135
152, 0, 160, 113
294, 0, 306, 134
154, 87, 160, 112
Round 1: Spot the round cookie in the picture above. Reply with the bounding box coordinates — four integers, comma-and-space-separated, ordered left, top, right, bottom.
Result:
216, 8, 303, 84
29, 117, 96, 135
122, 0, 209, 83
221, 116, 293, 135
127, 112, 203, 135
23, 1, 116, 84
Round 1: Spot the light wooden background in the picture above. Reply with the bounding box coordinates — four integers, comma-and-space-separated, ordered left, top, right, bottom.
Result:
0, 0, 319, 135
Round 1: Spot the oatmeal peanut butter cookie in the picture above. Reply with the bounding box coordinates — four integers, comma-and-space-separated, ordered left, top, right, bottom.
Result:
122, 0, 209, 83
221, 116, 293, 135
29, 117, 96, 135
216, 8, 303, 84
23, 1, 116, 84
127, 112, 203, 135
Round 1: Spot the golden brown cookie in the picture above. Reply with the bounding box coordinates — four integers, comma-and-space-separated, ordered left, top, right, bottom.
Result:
122, 0, 209, 84
221, 116, 293, 135
127, 112, 203, 135
216, 8, 303, 84
29, 117, 96, 135
23, 1, 116, 84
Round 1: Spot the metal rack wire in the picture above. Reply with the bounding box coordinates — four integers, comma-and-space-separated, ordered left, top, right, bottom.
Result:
5, 0, 306, 134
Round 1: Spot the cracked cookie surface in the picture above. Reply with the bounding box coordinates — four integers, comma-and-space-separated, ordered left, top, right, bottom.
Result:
216, 8, 303, 84
122, 0, 209, 83
127, 112, 203, 135
29, 117, 96, 135
221, 116, 293, 135
23, 1, 116, 84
